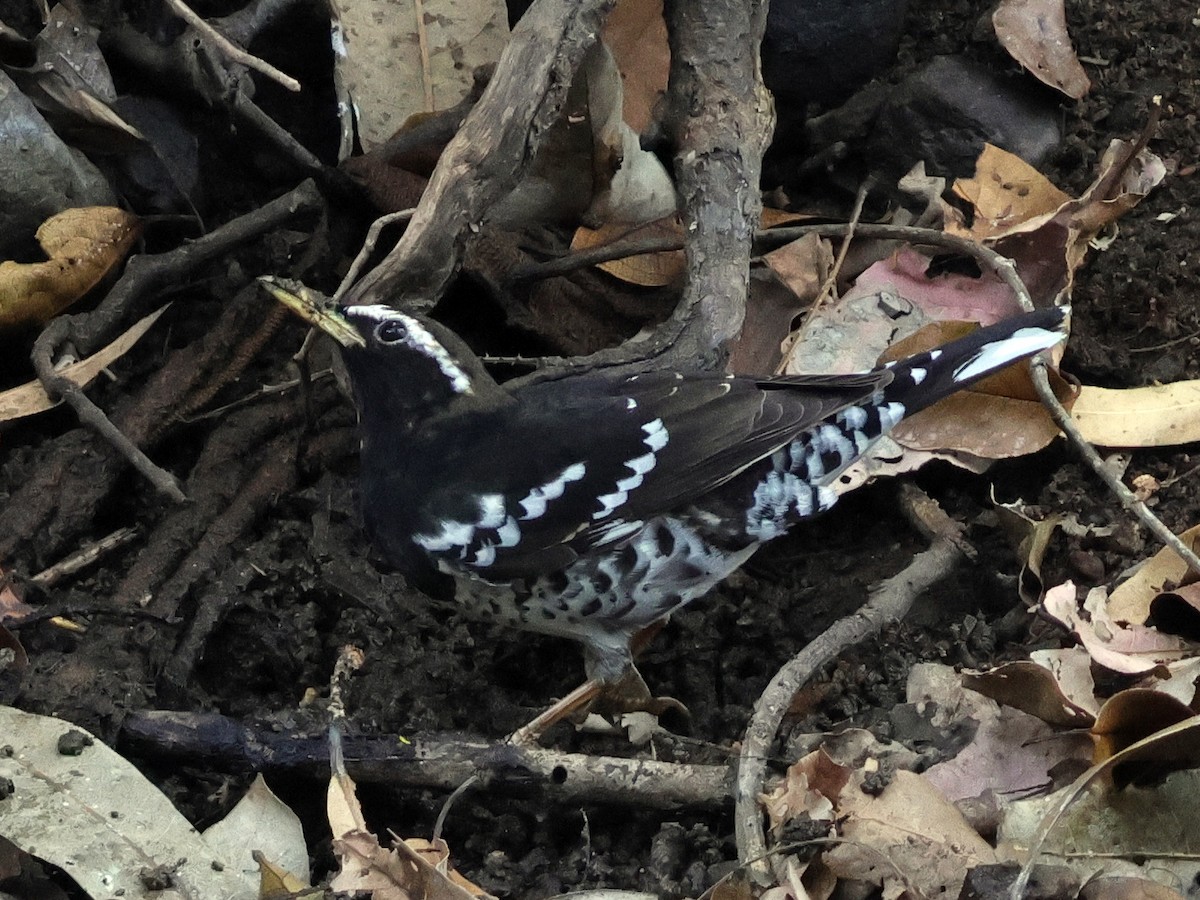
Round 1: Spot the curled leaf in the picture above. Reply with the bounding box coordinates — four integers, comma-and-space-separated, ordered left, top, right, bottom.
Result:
0, 206, 141, 330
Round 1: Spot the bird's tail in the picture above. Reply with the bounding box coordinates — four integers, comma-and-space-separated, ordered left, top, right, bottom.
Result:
878, 305, 1069, 418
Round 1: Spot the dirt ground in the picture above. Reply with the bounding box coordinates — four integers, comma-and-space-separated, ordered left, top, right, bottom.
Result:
2, 0, 1198, 897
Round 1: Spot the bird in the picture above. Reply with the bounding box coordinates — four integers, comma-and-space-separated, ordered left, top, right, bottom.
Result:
265, 279, 1067, 732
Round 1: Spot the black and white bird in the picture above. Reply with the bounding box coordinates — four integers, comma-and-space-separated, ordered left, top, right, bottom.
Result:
268, 280, 1066, 706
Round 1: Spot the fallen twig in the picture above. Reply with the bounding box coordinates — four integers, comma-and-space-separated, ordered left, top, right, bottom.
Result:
120, 709, 732, 811
31, 527, 141, 589
734, 484, 969, 882
164, 0, 300, 91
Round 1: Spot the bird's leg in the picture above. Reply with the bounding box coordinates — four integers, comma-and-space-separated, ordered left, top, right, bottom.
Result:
507, 678, 604, 746
506, 622, 688, 746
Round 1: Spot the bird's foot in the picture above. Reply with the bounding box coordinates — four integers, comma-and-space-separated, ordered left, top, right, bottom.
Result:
591, 666, 689, 722
507, 667, 688, 746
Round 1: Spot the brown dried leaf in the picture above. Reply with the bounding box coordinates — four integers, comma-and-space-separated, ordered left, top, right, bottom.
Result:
946, 143, 1071, 242
824, 770, 996, 899
601, 0, 669, 135
570, 216, 684, 286
761, 231, 831, 302
330, 0, 508, 150
1108, 525, 1200, 625
1092, 689, 1196, 765
963, 661, 1096, 728
0, 207, 141, 331
0, 566, 35, 624
993, 0, 1091, 99
946, 138, 1164, 303
759, 747, 851, 832
331, 833, 492, 900
993, 498, 1063, 604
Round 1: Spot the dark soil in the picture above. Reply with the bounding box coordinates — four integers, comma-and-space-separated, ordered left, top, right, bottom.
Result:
1, 1, 1197, 897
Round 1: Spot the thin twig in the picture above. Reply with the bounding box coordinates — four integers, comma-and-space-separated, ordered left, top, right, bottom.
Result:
31, 527, 141, 588
1030, 360, 1200, 576
336, 210, 416, 303
734, 485, 968, 881
790, 180, 871, 347
164, 0, 301, 91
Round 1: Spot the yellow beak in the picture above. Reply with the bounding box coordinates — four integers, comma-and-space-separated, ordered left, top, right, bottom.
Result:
259, 276, 366, 349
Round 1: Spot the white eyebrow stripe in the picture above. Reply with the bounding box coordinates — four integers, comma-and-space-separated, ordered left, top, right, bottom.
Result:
346, 306, 474, 395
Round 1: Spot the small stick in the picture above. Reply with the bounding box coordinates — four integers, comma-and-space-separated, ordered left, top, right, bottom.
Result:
336, 210, 416, 303
31, 527, 141, 588
164, 0, 300, 92
734, 485, 968, 879
789, 179, 871, 347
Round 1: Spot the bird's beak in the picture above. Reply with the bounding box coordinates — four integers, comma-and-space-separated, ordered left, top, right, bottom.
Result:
259, 276, 367, 349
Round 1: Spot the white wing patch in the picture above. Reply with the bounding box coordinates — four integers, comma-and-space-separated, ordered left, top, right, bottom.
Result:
593, 419, 671, 520
518, 462, 587, 520
414, 490, 533, 568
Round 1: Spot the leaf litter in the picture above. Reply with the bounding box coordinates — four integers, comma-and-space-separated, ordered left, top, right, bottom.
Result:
2, 0, 1200, 897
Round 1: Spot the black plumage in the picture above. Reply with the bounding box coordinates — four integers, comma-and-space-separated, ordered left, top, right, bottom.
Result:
271, 285, 1067, 683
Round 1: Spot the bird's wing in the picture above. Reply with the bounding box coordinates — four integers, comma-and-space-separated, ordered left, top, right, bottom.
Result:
394, 370, 887, 580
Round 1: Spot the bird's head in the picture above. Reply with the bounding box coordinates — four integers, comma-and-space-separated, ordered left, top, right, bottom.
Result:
262, 278, 494, 432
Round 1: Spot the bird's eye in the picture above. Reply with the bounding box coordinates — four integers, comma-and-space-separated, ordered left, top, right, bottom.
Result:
375, 320, 408, 344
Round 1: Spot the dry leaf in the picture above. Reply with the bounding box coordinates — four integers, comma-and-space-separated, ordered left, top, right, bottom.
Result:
993, 496, 1065, 604
1043, 581, 1194, 674
581, 41, 676, 226
915, 661, 1092, 804
202, 774, 309, 889
993, 0, 1091, 99
0, 206, 141, 330
1000, 718, 1200, 894
945, 139, 1164, 303
0, 624, 28, 673
570, 216, 684, 286
331, 0, 509, 150
1030, 647, 1101, 715
761, 231, 831, 302
1081, 876, 1187, 900
824, 770, 996, 899
947, 143, 1071, 242
1107, 525, 1200, 624
601, 0, 669, 134
1091, 689, 1198, 768
759, 747, 851, 832
0, 304, 168, 422
1072, 381, 1200, 447
963, 661, 1096, 728
0, 706, 252, 899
